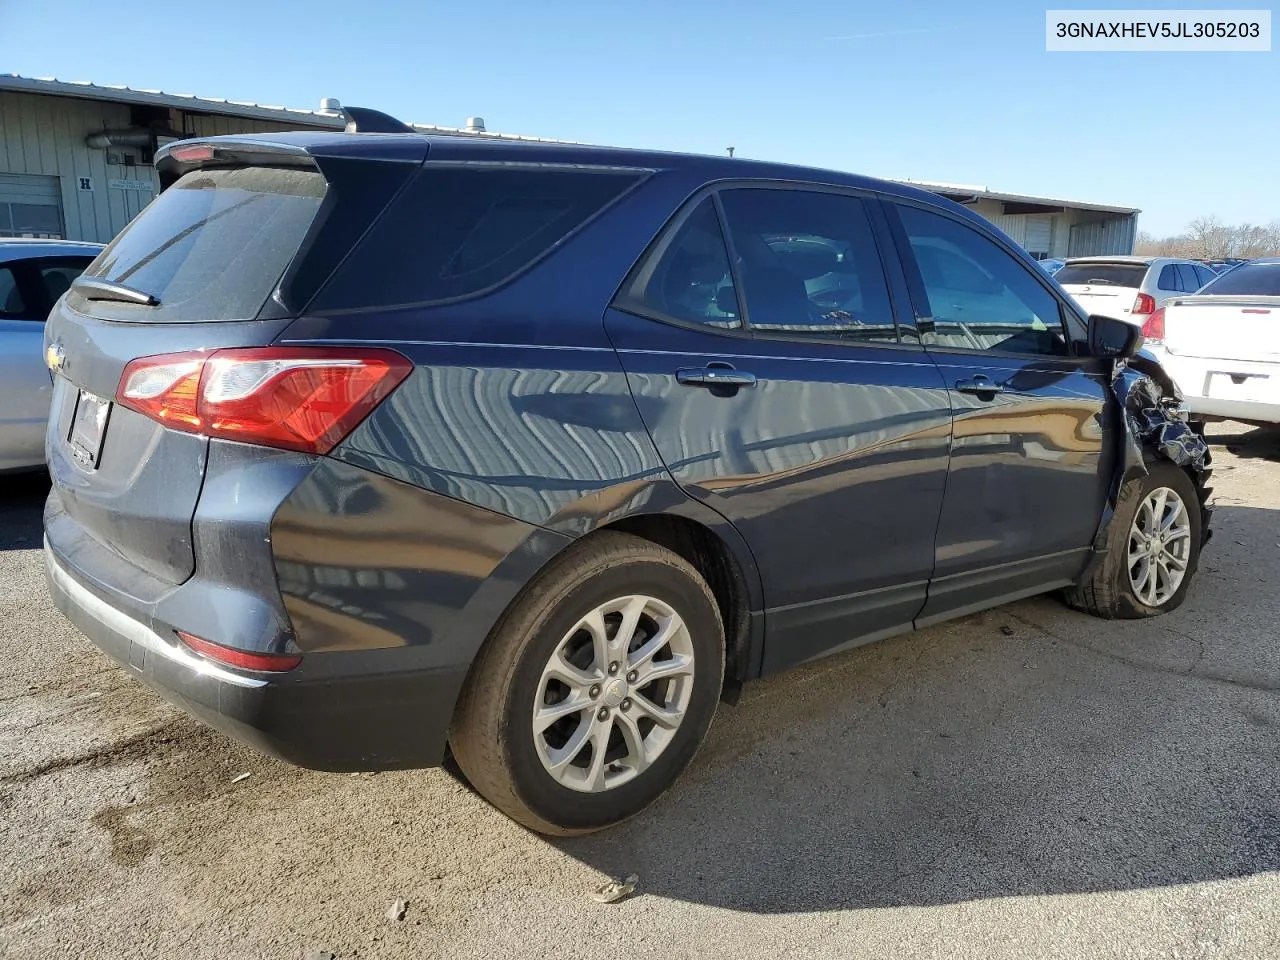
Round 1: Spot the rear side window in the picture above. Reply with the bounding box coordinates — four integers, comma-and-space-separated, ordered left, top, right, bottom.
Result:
1176, 264, 1202, 292
314, 165, 643, 311
73, 166, 325, 322
613, 197, 740, 329
0, 266, 25, 317
1158, 264, 1180, 290
1194, 264, 1216, 287
1201, 262, 1280, 296
719, 188, 897, 343
1054, 262, 1148, 288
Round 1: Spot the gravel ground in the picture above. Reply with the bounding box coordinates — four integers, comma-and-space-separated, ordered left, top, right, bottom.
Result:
2, 426, 1279, 960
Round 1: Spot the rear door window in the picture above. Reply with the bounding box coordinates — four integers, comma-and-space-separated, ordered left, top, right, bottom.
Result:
314, 164, 645, 311
70, 166, 327, 322
613, 197, 740, 329
1053, 262, 1148, 288
37, 258, 94, 310
1158, 264, 1180, 291
718, 188, 898, 343
0, 266, 26, 318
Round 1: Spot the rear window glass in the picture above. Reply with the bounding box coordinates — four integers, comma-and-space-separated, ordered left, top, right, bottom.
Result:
73, 166, 325, 322
1200, 262, 1280, 296
1053, 262, 1149, 288
313, 165, 644, 311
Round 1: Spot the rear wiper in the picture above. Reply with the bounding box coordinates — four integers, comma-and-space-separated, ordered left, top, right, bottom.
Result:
72, 277, 160, 306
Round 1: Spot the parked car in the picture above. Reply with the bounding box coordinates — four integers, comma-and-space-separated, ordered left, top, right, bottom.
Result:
0, 239, 103, 472
1037, 257, 1066, 276
1143, 258, 1280, 425
43, 128, 1211, 835
1054, 256, 1216, 327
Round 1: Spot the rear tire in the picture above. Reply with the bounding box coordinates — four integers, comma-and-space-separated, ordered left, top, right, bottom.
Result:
450, 531, 724, 836
1066, 461, 1203, 619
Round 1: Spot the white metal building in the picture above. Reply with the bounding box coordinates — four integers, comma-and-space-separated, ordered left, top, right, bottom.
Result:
0, 74, 1139, 256
899, 180, 1139, 260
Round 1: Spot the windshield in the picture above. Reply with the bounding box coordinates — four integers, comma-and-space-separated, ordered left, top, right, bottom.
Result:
72, 166, 326, 322
1199, 262, 1280, 296
1053, 262, 1148, 288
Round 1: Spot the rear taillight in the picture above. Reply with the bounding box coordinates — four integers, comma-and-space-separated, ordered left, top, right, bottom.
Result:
1132, 293, 1156, 316
1141, 307, 1165, 343
177, 631, 302, 672
117, 347, 411, 454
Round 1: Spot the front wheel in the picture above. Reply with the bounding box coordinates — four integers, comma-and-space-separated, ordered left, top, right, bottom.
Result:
450, 532, 724, 835
1066, 461, 1204, 619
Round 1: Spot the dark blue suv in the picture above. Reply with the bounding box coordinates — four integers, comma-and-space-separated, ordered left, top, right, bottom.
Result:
43, 127, 1211, 834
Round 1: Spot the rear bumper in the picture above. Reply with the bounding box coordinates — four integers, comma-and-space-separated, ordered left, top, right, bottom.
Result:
1181, 396, 1280, 425
45, 539, 467, 771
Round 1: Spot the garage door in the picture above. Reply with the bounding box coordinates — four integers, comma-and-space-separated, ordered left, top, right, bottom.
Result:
1023, 216, 1053, 258
0, 173, 64, 238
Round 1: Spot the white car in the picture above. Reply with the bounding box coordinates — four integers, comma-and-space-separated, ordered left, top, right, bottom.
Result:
0, 239, 103, 472
1142, 258, 1280, 425
1054, 256, 1217, 328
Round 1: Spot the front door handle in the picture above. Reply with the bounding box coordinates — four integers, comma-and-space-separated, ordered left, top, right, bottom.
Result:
676, 367, 758, 389
955, 375, 1004, 399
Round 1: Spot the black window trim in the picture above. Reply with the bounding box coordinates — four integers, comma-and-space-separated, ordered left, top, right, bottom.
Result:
881, 197, 1093, 361
611, 178, 926, 353
306, 160, 656, 317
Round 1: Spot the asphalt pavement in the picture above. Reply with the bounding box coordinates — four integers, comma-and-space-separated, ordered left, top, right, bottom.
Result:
1, 428, 1278, 959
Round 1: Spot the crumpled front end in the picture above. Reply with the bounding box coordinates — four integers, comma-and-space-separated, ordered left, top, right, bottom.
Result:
1085, 353, 1214, 572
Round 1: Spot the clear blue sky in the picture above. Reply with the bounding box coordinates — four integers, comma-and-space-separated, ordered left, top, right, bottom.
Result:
2, 0, 1274, 235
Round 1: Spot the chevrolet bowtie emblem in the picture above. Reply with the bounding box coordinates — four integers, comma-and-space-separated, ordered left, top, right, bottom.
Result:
46, 341, 66, 373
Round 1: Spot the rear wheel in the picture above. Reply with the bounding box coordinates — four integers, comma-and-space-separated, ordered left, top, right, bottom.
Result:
450, 532, 724, 835
1066, 461, 1203, 618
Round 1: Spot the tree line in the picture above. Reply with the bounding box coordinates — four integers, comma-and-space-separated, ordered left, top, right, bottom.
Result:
1135, 216, 1280, 260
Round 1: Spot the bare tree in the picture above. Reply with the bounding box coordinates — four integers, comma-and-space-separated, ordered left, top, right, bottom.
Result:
1185, 215, 1236, 259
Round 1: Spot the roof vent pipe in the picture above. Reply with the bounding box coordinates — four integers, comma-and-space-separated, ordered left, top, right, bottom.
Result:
85, 128, 154, 149
319, 97, 343, 114
464, 116, 486, 133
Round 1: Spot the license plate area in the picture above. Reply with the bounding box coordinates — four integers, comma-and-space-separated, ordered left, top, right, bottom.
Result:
1206, 370, 1276, 403
68, 389, 111, 469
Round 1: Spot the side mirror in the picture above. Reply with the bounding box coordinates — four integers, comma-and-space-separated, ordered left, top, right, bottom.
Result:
1088, 313, 1141, 358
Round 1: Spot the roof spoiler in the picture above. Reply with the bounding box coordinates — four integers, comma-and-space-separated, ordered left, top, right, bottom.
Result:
340, 105, 415, 134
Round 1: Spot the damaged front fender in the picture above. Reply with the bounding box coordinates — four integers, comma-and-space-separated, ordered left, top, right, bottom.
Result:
1083, 352, 1214, 578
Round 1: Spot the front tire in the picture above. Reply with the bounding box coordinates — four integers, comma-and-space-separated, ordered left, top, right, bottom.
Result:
1066, 461, 1203, 619
450, 532, 724, 836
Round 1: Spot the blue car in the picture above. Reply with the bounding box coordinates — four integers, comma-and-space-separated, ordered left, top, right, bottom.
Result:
43, 115, 1212, 834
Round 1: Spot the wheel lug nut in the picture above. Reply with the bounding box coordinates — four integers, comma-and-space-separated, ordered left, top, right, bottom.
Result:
608, 662, 619, 675
597, 707, 609, 721
626, 670, 638, 683
589, 684, 601, 699
621, 698, 631, 711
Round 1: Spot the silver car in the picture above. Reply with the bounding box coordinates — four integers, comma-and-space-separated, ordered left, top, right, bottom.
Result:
1, 239, 103, 472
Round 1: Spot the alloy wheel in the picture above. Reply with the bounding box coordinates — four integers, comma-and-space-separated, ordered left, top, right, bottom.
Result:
532, 595, 695, 793
1127, 486, 1192, 607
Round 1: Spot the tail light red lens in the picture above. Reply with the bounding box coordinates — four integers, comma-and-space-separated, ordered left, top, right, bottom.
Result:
177, 631, 302, 672
117, 347, 411, 454
1132, 293, 1156, 316
1141, 307, 1165, 342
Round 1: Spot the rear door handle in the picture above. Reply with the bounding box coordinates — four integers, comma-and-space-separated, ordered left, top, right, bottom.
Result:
955, 375, 1004, 398
676, 367, 758, 389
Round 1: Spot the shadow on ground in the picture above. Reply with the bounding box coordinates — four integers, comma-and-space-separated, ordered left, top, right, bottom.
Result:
1205, 425, 1280, 461
554, 504, 1280, 912
0, 472, 48, 551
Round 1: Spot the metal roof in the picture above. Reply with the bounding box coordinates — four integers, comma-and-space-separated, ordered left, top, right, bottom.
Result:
0, 73, 566, 143
895, 178, 1140, 215
1, 75, 1138, 214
